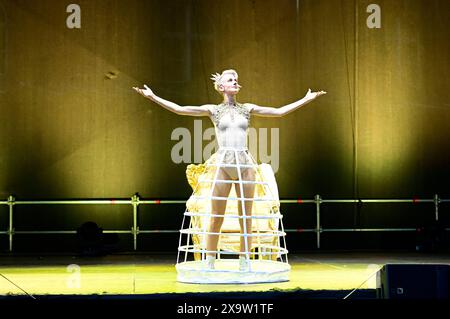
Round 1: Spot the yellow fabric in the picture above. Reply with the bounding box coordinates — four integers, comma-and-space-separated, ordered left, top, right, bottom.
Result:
185, 152, 281, 261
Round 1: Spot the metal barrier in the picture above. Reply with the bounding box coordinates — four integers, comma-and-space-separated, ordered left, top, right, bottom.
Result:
1, 194, 448, 251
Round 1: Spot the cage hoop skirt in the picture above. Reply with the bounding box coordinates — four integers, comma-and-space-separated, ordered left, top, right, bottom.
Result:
176, 147, 290, 284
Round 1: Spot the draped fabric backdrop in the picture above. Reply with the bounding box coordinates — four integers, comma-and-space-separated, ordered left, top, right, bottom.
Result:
0, 0, 449, 251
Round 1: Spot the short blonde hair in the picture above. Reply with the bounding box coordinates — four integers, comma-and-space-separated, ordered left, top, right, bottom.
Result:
210, 69, 238, 93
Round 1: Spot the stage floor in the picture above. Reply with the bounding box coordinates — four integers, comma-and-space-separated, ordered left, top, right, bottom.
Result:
1, 252, 450, 296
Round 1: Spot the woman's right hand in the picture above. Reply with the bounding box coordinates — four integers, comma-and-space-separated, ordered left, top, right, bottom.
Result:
304, 88, 327, 101
133, 84, 155, 99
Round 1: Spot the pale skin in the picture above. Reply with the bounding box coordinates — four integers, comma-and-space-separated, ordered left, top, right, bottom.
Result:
133, 73, 326, 259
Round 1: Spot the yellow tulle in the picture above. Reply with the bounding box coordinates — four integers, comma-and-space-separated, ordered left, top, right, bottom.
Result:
185, 152, 281, 261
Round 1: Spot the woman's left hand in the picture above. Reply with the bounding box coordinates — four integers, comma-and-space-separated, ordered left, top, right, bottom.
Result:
304, 88, 327, 101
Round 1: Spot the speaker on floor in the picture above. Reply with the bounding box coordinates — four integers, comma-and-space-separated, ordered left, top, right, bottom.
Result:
376, 264, 450, 299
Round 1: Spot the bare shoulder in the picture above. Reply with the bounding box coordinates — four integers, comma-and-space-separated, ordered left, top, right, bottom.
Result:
243, 103, 256, 112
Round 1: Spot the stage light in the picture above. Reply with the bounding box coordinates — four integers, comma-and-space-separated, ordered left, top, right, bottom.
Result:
77, 221, 102, 241
76, 221, 103, 256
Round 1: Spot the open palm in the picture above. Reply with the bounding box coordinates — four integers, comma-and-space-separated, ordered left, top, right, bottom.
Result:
304, 88, 327, 101
133, 84, 154, 98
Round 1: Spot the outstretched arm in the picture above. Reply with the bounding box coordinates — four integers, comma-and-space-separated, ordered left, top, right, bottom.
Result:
133, 84, 211, 116
249, 89, 327, 117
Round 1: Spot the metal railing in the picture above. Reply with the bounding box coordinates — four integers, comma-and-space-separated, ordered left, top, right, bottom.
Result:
1, 194, 448, 252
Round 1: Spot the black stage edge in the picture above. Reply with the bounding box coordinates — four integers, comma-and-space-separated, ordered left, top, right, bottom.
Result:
0, 289, 376, 300
1, 290, 448, 318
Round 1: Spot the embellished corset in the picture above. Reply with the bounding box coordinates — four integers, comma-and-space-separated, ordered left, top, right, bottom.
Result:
210, 103, 251, 164
211, 102, 250, 127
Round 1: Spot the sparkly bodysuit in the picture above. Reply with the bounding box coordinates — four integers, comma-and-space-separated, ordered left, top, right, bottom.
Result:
210, 103, 253, 179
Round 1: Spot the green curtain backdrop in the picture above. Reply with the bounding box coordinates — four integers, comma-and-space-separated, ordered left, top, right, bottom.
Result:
0, 0, 449, 251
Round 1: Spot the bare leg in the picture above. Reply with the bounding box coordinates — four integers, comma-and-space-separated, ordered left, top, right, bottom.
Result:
206, 168, 232, 258
235, 168, 256, 257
